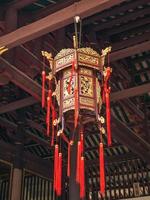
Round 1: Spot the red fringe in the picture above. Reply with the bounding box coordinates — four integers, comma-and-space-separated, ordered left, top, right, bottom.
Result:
99, 143, 105, 196
76, 141, 81, 183
80, 156, 85, 199
57, 153, 62, 196
106, 88, 111, 146
74, 88, 78, 128
80, 134, 84, 154
67, 61, 75, 94
67, 143, 71, 177
51, 105, 57, 146
42, 70, 46, 108
46, 90, 52, 136
54, 145, 59, 193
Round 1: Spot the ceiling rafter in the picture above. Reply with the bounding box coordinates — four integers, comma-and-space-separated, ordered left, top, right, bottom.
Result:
0, 0, 126, 49
111, 83, 150, 101
84, 0, 150, 26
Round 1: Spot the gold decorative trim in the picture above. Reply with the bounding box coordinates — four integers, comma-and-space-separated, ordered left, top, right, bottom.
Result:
77, 47, 100, 57
55, 49, 75, 59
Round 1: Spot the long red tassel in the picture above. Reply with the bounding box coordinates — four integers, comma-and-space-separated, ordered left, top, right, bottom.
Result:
80, 133, 84, 154
54, 145, 59, 193
46, 90, 52, 136
106, 87, 111, 146
74, 88, 78, 128
76, 141, 81, 183
99, 143, 105, 196
42, 70, 46, 108
67, 61, 75, 94
51, 105, 57, 146
57, 152, 62, 196
80, 156, 85, 199
67, 142, 71, 177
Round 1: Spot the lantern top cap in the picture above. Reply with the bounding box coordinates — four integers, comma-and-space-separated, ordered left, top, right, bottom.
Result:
54, 47, 100, 60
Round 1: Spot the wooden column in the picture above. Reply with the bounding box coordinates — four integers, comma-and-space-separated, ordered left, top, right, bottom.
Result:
11, 168, 22, 200
11, 120, 24, 200
69, 138, 80, 200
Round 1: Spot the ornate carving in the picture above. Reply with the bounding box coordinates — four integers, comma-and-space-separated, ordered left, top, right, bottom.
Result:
63, 77, 75, 98
80, 75, 93, 97
55, 49, 75, 59
77, 47, 100, 57
55, 80, 60, 106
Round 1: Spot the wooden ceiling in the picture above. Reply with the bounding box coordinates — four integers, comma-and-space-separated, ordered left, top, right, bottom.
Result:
0, 0, 150, 199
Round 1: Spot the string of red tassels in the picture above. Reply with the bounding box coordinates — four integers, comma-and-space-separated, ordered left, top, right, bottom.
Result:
57, 152, 62, 196
105, 87, 111, 146
54, 145, 59, 193
103, 67, 112, 146
42, 70, 46, 108
54, 145, 62, 196
80, 156, 85, 199
99, 142, 105, 196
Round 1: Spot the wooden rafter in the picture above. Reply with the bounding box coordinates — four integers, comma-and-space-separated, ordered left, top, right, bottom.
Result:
0, 97, 37, 114
0, 140, 52, 179
111, 115, 150, 164
0, 56, 42, 101
111, 83, 150, 101
110, 40, 150, 62
0, 0, 126, 49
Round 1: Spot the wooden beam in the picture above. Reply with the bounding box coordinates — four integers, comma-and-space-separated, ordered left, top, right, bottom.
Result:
110, 40, 150, 62
86, 152, 138, 166
84, 0, 150, 26
0, 140, 52, 179
95, 6, 150, 32
111, 115, 150, 164
112, 32, 150, 51
0, 116, 49, 147
0, 78, 149, 116
0, 97, 37, 114
0, 0, 125, 49
111, 83, 150, 101
0, 56, 42, 101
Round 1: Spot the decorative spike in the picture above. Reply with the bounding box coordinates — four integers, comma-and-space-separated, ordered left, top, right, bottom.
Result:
99, 143, 105, 196
54, 145, 59, 193
42, 70, 46, 108
80, 156, 85, 199
106, 87, 111, 146
57, 152, 62, 196
76, 141, 81, 183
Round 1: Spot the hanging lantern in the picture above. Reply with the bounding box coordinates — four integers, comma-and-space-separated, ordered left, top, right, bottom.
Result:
41, 18, 112, 198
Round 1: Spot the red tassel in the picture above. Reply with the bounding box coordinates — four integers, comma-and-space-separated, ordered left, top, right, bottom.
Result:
68, 61, 75, 94
46, 90, 52, 136
54, 145, 59, 193
67, 142, 71, 177
106, 87, 111, 146
80, 156, 85, 199
51, 105, 57, 146
99, 143, 105, 196
76, 141, 81, 183
74, 88, 78, 128
42, 70, 46, 108
80, 134, 84, 154
57, 152, 62, 196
